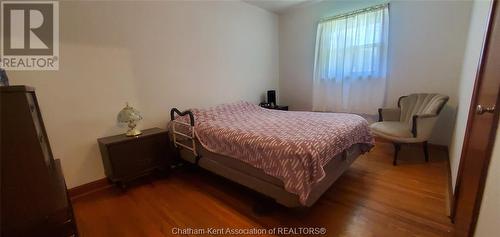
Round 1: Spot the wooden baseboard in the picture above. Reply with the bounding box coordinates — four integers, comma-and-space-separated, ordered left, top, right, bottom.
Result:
445, 149, 454, 219
68, 178, 111, 200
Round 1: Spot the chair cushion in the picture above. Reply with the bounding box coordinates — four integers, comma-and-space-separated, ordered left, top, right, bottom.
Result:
370, 121, 413, 139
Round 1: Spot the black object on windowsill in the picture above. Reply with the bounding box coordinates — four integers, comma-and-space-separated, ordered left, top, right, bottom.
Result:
259, 103, 289, 111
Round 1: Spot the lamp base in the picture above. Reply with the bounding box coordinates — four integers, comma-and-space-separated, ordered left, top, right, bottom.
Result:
126, 127, 142, 137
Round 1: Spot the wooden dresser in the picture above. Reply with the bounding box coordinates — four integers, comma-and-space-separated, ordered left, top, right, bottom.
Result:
0, 86, 78, 237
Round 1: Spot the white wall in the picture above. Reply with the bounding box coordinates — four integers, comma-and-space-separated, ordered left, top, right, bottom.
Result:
449, 0, 492, 191
9, 1, 279, 188
475, 121, 500, 236
278, 0, 472, 145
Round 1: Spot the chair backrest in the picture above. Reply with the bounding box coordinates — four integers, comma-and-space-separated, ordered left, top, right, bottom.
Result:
398, 93, 449, 124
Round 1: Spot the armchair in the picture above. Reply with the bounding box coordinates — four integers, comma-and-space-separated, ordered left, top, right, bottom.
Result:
370, 93, 449, 165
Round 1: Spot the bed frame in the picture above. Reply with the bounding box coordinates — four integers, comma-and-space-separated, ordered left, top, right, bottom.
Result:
170, 108, 369, 207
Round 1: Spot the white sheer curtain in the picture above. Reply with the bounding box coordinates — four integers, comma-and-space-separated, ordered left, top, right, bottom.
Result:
313, 5, 389, 114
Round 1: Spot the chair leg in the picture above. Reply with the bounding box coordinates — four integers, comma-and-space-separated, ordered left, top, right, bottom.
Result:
423, 141, 429, 162
393, 143, 401, 166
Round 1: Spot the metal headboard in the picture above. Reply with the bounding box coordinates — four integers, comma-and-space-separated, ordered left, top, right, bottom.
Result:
170, 108, 197, 157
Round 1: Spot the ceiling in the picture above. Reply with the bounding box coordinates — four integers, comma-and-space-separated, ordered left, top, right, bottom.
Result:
243, 0, 312, 13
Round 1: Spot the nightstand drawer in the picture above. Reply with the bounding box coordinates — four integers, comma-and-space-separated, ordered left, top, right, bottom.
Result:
108, 136, 164, 176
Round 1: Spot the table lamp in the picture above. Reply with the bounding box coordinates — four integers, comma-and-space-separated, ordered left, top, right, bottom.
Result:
117, 103, 143, 136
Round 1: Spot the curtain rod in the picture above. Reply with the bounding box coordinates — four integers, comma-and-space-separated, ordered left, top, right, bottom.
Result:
319, 3, 389, 22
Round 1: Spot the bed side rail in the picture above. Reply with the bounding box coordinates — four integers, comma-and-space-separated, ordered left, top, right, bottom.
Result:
170, 108, 197, 157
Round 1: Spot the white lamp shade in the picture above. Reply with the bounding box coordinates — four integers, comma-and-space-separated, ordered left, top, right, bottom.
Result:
117, 103, 142, 123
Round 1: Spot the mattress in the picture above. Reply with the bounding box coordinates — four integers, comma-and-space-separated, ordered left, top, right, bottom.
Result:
173, 101, 374, 205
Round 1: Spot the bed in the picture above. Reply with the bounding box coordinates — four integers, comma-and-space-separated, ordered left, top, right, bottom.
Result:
169, 102, 373, 207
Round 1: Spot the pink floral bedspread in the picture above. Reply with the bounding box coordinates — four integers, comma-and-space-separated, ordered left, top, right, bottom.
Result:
175, 102, 373, 204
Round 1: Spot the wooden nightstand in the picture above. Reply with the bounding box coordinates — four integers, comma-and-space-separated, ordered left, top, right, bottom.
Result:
260, 104, 289, 111
97, 128, 173, 189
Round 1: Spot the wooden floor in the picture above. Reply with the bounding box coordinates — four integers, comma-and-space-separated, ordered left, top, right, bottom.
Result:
72, 141, 454, 236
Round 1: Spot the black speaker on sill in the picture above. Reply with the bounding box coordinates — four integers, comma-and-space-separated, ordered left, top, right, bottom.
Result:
267, 90, 276, 106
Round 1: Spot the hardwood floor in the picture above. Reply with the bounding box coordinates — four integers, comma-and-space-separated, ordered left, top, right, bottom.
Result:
72, 141, 454, 236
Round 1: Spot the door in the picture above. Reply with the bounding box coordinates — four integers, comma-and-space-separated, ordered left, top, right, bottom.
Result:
452, 1, 500, 236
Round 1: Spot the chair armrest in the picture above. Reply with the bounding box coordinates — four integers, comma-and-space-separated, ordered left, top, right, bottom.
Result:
378, 108, 401, 122
411, 114, 439, 138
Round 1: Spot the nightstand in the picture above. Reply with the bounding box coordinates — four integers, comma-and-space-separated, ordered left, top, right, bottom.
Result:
260, 104, 289, 111
97, 128, 173, 189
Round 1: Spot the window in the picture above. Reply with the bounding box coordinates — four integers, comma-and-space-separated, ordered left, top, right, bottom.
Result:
312, 4, 389, 113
